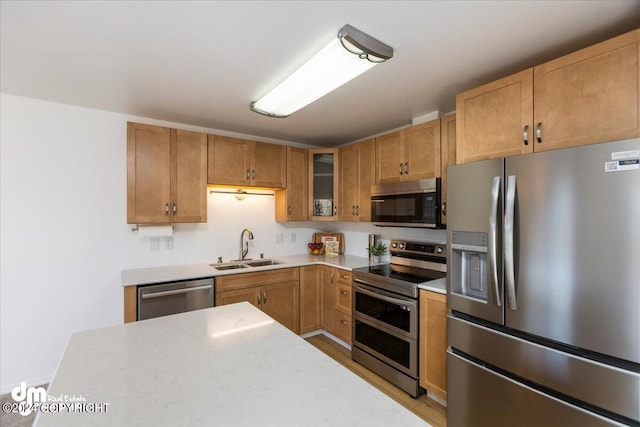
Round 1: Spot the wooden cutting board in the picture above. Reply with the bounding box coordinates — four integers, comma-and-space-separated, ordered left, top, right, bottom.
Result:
312, 232, 345, 254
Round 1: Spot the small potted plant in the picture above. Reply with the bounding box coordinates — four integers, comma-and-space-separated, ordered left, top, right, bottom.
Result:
367, 241, 388, 263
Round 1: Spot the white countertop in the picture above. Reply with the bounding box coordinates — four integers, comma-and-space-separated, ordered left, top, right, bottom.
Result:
417, 277, 447, 295
121, 254, 375, 286
36, 303, 429, 426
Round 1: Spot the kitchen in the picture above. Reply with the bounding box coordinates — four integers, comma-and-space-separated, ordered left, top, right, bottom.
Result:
1, 1, 639, 426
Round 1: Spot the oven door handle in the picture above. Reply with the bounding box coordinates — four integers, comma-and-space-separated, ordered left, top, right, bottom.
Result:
353, 282, 416, 309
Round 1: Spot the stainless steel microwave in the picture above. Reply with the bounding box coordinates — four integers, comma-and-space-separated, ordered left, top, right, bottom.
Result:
370, 178, 443, 228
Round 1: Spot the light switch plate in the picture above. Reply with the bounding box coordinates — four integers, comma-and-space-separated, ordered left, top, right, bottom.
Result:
150, 238, 159, 251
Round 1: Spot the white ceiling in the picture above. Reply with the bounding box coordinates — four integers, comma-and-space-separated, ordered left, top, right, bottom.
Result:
1, 1, 639, 147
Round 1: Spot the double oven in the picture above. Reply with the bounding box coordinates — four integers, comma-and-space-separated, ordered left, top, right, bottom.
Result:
351, 240, 447, 397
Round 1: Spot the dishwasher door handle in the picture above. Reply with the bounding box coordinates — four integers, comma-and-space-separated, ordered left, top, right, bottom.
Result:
141, 284, 213, 300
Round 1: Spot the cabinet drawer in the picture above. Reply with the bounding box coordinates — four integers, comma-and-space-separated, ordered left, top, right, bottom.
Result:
336, 270, 352, 285
335, 311, 352, 345
216, 267, 299, 292
336, 282, 352, 314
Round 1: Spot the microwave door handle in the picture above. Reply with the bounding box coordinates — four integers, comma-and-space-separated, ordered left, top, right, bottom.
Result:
489, 176, 502, 307
504, 175, 517, 310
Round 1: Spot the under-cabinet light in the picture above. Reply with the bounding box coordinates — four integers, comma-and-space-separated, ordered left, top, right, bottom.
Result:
251, 24, 393, 118
209, 189, 275, 200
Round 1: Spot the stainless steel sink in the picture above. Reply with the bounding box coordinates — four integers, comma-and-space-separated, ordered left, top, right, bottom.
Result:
245, 260, 282, 267
210, 259, 283, 270
211, 263, 249, 271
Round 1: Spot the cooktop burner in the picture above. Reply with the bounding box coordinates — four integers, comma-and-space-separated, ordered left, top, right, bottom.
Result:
357, 264, 446, 284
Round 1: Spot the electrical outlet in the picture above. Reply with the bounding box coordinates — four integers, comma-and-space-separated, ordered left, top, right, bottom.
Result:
276, 233, 284, 244
164, 237, 174, 250
290, 232, 296, 243
150, 238, 159, 251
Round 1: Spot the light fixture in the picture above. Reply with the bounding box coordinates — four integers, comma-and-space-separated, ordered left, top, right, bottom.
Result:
251, 24, 393, 118
209, 189, 275, 200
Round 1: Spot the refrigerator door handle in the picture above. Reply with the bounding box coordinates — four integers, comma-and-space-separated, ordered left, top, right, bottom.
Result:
489, 176, 502, 307
505, 175, 517, 310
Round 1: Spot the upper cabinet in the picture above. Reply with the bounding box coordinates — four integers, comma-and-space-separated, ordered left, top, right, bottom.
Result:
440, 114, 456, 225
309, 149, 339, 220
456, 29, 639, 163
275, 147, 308, 222
207, 135, 286, 188
533, 29, 639, 151
375, 119, 441, 183
339, 139, 374, 222
127, 122, 207, 224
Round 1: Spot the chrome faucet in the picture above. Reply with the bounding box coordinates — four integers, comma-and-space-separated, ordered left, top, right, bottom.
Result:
240, 228, 254, 260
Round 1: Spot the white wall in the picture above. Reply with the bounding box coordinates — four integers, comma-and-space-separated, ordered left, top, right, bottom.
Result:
0, 94, 445, 393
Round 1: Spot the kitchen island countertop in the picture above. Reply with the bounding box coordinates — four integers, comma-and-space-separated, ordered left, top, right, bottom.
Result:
36, 302, 429, 426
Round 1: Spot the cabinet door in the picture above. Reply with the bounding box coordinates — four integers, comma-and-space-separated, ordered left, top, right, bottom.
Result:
262, 281, 299, 334
321, 267, 336, 334
456, 69, 534, 163
253, 142, 286, 187
276, 147, 308, 222
534, 29, 640, 151
419, 290, 448, 400
127, 122, 172, 223
338, 144, 358, 221
375, 130, 405, 183
335, 282, 351, 314
171, 129, 207, 223
335, 310, 352, 345
216, 287, 261, 308
207, 135, 252, 185
440, 114, 456, 225
356, 139, 374, 222
300, 265, 322, 333
309, 149, 339, 220
404, 119, 441, 180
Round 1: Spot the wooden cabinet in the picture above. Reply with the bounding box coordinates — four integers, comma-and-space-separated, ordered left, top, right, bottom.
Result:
275, 147, 308, 222
299, 265, 322, 333
334, 271, 352, 345
456, 29, 639, 163
127, 122, 207, 224
216, 268, 299, 333
309, 149, 339, 220
321, 266, 337, 334
207, 135, 286, 188
338, 139, 374, 222
419, 290, 448, 400
440, 114, 456, 225
533, 29, 640, 151
375, 119, 441, 184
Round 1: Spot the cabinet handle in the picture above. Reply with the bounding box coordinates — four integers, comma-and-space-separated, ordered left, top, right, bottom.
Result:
404, 162, 409, 174
164, 203, 169, 215
333, 206, 337, 216
399, 163, 403, 175
252, 169, 256, 180
263, 291, 267, 304
523, 125, 529, 146
172, 203, 177, 214
287, 205, 292, 215
355, 205, 359, 216
341, 320, 348, 325
536, 123, 542, 143
441, 202, 447, 216
257, 292, 261, 304
352, 205, 355, 215
330, 272, 335, 284
340, 290, 348, 295
246, 169, 250, 180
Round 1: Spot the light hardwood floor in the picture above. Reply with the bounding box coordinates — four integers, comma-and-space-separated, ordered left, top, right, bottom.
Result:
306, 334, 447, 427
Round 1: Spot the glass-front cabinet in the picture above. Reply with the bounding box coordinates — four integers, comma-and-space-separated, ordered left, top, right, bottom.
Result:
309, 149, 339, 220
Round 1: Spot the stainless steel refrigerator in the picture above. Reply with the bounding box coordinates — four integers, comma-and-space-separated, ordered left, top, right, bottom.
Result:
446, 138, 640, 426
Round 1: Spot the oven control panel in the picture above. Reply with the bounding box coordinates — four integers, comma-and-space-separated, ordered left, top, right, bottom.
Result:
390, 240, 446, 258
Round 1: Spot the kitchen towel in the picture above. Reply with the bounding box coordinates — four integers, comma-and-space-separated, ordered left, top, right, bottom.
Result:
137, 225, 173, 238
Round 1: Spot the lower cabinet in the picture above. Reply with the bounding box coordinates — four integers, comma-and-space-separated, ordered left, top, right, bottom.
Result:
320, 266, 352, 344
419, 290, 448, 400
300, 265, 322, 333
321, 266, 337, 334
216, 268, 300, 334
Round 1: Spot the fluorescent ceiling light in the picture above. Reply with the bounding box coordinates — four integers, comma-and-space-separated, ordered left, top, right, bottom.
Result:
251, 24, 393, 118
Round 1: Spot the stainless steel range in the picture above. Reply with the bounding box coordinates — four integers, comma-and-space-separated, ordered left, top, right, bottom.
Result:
351, 239, 447, 397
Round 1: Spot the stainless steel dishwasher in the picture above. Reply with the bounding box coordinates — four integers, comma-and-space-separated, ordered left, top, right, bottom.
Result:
137, 278, 214, 321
